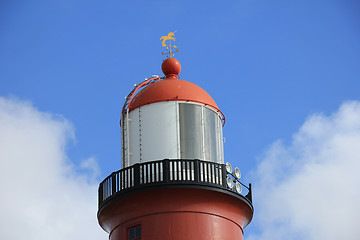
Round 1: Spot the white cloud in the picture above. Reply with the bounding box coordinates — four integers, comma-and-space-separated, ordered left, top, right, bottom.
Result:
3, 96, 359, 240
0, 97, 107, 240
248, 101, 360, 240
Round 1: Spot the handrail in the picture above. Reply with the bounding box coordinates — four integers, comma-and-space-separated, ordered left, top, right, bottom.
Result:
121, 77, 162, 115
98, 159, 252, 210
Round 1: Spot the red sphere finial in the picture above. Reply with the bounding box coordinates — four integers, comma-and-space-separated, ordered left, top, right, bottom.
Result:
162, 58, 181, 78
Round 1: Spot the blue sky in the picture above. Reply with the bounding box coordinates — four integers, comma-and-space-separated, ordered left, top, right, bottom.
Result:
1, 1, 360, 239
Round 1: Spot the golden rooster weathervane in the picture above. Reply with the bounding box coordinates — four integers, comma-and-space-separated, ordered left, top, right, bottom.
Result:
160, 31, 179, 58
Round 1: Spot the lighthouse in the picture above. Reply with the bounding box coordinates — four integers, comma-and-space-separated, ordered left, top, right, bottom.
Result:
97, 33, 253, 240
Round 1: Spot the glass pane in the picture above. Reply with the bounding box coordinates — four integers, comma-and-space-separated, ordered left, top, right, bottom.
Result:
129, 229, 134, 239
204, 107, 218, 162
179, 103, 202, 159
135, 225, 141, 237
128, 225, 141, 240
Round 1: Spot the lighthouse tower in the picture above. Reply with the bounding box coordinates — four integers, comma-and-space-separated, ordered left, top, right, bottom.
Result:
97, 38, 253, 239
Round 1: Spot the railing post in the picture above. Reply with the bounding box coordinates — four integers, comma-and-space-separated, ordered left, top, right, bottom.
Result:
98, 183, 103, 208
246, 183, 252, 203
194, 159, 200, 183
163, 159, 170, 182
222, 164, 227, 188
134, 163, 140, 187
111, 172, 116, 196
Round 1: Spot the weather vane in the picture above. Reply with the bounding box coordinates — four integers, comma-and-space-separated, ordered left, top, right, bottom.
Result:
160, 31, 179, 58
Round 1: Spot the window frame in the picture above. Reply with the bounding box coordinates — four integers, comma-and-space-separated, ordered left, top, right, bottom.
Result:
127, 224, 141, 240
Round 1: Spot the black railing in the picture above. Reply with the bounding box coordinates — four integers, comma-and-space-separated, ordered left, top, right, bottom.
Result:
98, 159, 252, 210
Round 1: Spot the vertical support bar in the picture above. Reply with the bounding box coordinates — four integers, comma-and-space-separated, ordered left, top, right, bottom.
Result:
142, 164, 146, 184
134, 164, 140, 187
111, 172, 116, 196
161, 161, 163, 181
183, 160, 187, 180
121, 170, 124, 189
163, 159, 170, 182
98, 183, 103, 208
149, 163, 154, 183
203, 162, 207, 182
147, 163, 150, 183
246, 183, 252, 203
222, 163, 227, 189
207, 163, 210, 182
158, 162, 161, 181
175, 160, 179, 180
194, 159, 200, 183
157, 162, 159, 182
115, 172, 118, 191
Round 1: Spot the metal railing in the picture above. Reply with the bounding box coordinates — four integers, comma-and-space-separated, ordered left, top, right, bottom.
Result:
98, 159, 252, 210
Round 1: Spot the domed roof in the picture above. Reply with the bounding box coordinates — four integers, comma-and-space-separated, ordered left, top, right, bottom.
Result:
128, 58, 219, 112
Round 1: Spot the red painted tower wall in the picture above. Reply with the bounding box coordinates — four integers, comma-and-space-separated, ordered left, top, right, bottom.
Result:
98, 188, 252, 240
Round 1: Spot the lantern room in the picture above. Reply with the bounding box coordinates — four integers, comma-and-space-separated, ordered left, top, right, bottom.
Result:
121, 58, 225, 168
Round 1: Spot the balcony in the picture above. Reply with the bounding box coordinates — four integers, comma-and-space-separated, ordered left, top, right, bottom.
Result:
98, 159, 253, 212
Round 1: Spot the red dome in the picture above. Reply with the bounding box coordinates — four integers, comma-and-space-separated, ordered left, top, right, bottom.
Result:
128, 78, 219, 111
127, 58, 221, 116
